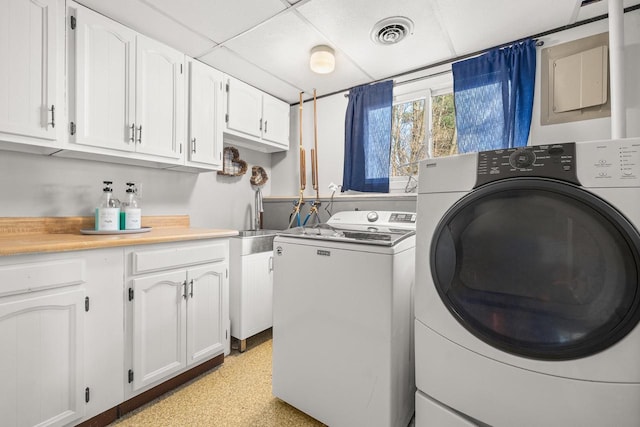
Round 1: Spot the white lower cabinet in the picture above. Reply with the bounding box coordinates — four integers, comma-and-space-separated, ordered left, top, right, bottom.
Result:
229, 246, 274, 351
0, 248, 124, 427
0, 239, 229, 424
125, 240, 229, 396
0, 287, 84, 427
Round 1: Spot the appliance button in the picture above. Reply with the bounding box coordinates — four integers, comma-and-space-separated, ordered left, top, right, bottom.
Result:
367, 211, 379, 222
509, 149, 536, 169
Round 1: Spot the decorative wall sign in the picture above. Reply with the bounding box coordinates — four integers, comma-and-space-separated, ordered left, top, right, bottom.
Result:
218, 146, 248, 176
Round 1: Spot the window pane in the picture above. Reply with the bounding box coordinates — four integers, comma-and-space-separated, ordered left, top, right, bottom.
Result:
390, 99, 426, 177
431, 93, 457, 157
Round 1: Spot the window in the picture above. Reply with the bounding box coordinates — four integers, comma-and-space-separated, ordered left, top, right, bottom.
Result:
389, 88, 458, 192
430, 92, 458, 158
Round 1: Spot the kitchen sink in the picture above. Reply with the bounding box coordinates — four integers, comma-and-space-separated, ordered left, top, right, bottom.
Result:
234, 229, 281, 255
237, 229, 281, 238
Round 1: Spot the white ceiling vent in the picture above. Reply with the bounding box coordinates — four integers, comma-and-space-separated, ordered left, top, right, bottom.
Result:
370, 17, 414, 45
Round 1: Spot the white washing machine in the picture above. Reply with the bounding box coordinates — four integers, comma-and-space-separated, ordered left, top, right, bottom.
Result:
272, 211, 416, 427
415, 138, 640, 427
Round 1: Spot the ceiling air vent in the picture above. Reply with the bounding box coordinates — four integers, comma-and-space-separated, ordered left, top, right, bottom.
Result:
371, 17, 414, 45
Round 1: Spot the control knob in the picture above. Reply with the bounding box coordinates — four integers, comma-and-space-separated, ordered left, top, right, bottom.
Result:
509, 149, 536, 169
367, 211, 379, 222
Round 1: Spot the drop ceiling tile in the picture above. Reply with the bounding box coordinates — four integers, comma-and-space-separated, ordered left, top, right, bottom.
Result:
142, 0, 287, 42
297, 0, 455, 80
434, 0, 582, 55
74, 0, 215, 57
198, 47, 303, 103
215, 11, 372, 100
575, 0, 640, 21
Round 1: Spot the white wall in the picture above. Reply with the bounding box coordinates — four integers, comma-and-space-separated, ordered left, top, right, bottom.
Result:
529, 10, 640, 144
270, 93, 349, 199
0, 146, 271, 230
1, 11, 638, 223
271, 9, 640, 198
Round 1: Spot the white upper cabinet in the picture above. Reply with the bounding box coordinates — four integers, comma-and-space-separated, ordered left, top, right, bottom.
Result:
73, 5, 135, 153
226, 77, 263, 140
184, 59, 223, 170
262, 93, 291, 147
224, 76, 290, 152
71, 3, 185, 162
0, 0, 64, 153
135, 35, 185, 159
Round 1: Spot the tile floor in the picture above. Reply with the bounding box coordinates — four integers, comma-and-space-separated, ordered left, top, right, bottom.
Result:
111, 329, 325, 426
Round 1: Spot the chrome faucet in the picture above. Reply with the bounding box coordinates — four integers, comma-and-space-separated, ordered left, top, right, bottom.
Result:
254, 188, 263, 230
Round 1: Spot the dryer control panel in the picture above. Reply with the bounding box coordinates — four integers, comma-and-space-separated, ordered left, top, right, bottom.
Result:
475, 142, 579, 187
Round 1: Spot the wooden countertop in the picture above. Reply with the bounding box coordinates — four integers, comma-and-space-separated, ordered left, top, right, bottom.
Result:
0, 216, 239, 256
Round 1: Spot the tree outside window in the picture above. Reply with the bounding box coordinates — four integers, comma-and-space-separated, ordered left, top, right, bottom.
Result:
390, 92, 457, 183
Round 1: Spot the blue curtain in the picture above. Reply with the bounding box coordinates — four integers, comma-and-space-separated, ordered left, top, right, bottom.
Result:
342, 80, 393, 193
453, 39, 536, 153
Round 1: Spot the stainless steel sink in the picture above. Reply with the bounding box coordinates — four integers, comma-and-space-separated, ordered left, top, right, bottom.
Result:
237, 229, 281, 238
234, 229, 281, 255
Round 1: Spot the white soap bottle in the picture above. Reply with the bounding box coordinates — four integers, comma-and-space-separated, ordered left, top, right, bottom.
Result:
95, 181, 120, 231
122, 182, 142, 230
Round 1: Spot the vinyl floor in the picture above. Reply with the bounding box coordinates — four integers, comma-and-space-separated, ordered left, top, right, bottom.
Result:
110, 329, 325, 427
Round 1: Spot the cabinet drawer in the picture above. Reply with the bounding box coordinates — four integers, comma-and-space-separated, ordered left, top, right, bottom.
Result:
130, 241, 227, 275
0, 258, 85, 297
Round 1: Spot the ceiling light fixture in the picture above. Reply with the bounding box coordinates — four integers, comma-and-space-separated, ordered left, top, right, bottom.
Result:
310, 45, 335, 74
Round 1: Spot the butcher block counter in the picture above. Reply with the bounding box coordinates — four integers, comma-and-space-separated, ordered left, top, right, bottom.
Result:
0, 215, 238, 256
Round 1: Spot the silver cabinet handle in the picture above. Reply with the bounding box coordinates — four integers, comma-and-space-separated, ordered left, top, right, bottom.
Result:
259, 118, 262, 131
192, 137, 197, 153
48, 105, 55, 128
268, 256, 273, 272
182, 280, 187, 300
264, 120, 268, 133
137, 125, 142, 144
189, 279, 194, 298
129, 124, 135, 143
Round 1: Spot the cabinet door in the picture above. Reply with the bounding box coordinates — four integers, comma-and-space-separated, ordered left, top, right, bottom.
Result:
188, 60, 223, 168
131, 270, 186, 390
0, 288, 85, 427
186, 263, 226, 366
0, 0, 60, 142
135, 35, 184, 160
241, 252, 274, 338
262, 93, 290, 147
226, 77, 262, 138
74, 5, 136, 151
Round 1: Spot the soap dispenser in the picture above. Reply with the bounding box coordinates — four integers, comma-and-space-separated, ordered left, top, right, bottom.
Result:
95, 181, 120, 231
121, 182, 141, 230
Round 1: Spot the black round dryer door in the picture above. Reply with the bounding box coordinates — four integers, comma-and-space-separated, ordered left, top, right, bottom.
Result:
431, 177, 640, 360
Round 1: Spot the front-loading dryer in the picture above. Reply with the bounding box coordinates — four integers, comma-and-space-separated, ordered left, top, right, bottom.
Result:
414, 138, 640, 427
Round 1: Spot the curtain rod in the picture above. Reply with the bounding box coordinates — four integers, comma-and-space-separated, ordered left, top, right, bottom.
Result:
293, 4, 640, 106
341, 40, 544, 98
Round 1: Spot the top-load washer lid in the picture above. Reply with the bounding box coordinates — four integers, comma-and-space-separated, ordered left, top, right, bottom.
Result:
278, 211, 416, 246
